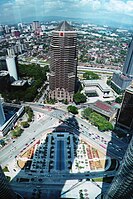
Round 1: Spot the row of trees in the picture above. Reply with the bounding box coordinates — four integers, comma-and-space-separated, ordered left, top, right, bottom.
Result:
82, 107, 113, 131
24, 106, 34, 122
11, 106, 34, 137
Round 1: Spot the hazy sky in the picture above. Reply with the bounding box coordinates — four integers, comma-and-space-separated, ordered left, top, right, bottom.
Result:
0, 0, 133, 25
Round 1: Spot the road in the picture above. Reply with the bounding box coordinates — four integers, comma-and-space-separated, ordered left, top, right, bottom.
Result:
77, 66, 117, 74
0, 114, 59, 166
28, 103, 127, 161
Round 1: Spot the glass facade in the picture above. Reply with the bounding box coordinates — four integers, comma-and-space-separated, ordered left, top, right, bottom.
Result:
117, 88, 133, 130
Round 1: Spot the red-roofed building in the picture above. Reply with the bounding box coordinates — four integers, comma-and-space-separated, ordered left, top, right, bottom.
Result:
89, 100, 117, 121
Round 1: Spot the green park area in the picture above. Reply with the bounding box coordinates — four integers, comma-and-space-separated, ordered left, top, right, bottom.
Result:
82, 107, 113, 131
1, 63, 49, 102
83, 71, 100, 80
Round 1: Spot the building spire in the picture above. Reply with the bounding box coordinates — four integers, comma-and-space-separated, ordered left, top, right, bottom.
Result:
55, 21, 73, 31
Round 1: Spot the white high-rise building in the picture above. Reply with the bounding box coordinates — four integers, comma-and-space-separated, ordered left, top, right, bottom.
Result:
6, 56, 18, 82
32, 21, 40, 31
5, 25, 10, 34
0, 99, 5, 127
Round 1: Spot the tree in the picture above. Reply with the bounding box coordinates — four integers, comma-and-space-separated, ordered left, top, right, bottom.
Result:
83, 71, 100, 80
73, 92, 86, 104
21, 121, 29, 128
11, 127, 23, 138
115, 96, 123, 104
63, 99, 68, 105
107, 77, 112, 86
82, 107, 93, 119
67, 105, 78, 114
25, 106, 34, 122
0, 140, 5, 147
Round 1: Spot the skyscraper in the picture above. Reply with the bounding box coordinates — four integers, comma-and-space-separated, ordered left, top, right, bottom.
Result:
117, 85, 133, 132
32, 21, 40, 31
48, 21, 78, 102
111, 37, 133, 93
6, 55, 18, 82
0, 166, 17, 199
104, 135, 133, 199
0, 98, 6, 127
123, 37, 133, 77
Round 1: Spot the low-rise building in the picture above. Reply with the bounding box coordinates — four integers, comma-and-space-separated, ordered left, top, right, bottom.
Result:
88, 100, 117, 121
0, 103, 24, 136
82, 79, 114, 102
11, 80, 28, 91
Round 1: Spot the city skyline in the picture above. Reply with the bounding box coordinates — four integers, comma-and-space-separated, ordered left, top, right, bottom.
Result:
0, 0, 133, 27
0, 3, 133, 195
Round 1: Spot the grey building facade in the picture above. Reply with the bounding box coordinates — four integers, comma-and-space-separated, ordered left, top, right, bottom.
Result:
111, 71, 132, 93
104, 135, 133, 199
0, 166, 17, 199
117, 85, 133, 132
123, 37, 133, 77
48, 21, 78, 102
111, 37, 133, 93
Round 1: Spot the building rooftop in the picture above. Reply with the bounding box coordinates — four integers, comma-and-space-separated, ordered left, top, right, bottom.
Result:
55, 21, 73, 31
89, 100, 117, 118
95, 101, 113, 112
126, 83, 133, 93
11, 80, 27, 86
0, 70, 9, 76
120, 74, 131, 80
83, 79, 111, 92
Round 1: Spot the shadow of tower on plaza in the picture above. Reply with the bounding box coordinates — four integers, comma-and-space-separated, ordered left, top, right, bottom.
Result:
9, 114, 84, 199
